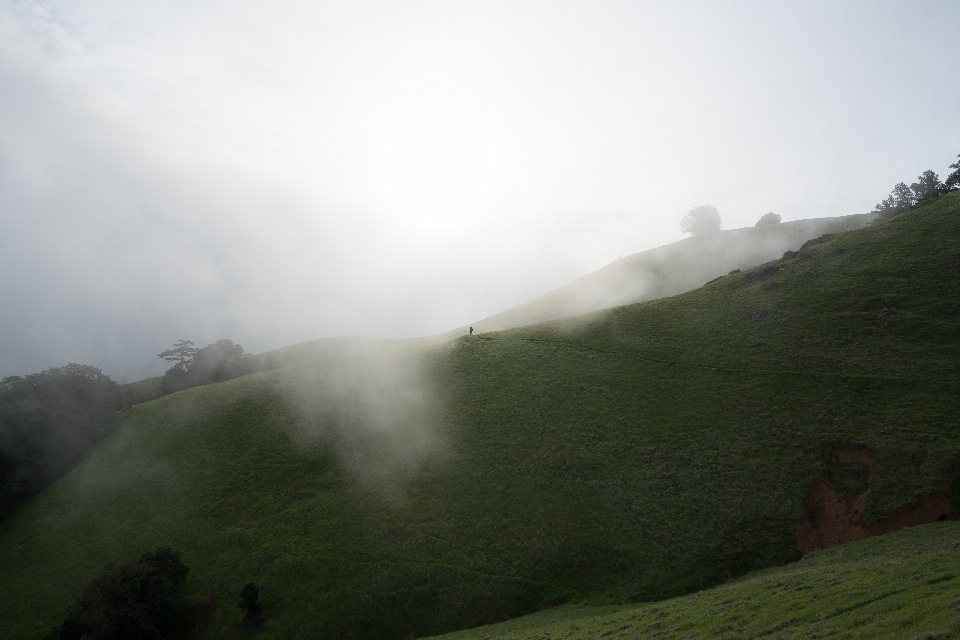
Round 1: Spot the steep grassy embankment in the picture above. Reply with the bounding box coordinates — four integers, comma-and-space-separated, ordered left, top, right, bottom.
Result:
0, 194, 957, 639
432, 520, 960, 640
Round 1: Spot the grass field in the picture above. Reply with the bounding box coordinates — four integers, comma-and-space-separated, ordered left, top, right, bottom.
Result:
0, 193, 958, 639
432, 520, 960, 640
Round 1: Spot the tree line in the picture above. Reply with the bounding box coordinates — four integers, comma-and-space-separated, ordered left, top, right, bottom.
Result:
0, 364, 122, 520
874, 153, 960, 218
679, 151, 959, 235
0, 338, 254, 520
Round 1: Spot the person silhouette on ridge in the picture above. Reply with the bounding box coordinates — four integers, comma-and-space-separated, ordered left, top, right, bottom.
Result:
469, 327, 474, 335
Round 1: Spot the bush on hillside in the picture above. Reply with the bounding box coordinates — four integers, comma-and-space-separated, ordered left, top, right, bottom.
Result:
46, 548, 190, 640
0, 364, 121, 520
743, 264, 780, 283
680, 205, 721, 235
159, 339, 254, 396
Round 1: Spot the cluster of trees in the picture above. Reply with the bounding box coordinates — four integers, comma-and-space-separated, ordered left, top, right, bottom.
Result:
46, 548, 191, 640
0, 339, 257, 519
0, 364, 121, 520
681, 206, 782, 235
158, 339, 254, 396
874, 153, 960, 218
47, 547, 265, 638
681, 152, 960, 235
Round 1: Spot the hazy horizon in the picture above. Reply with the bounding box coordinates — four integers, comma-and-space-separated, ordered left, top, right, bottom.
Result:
2, 0, 959, 382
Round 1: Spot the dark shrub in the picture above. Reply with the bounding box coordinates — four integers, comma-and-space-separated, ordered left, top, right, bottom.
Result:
744, 264, 780, 283
799, 234, 833, 251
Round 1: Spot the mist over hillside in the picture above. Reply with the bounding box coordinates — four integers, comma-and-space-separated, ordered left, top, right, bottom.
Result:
459, 213, 870, 334
223, 213, 872, 374
2, 193, 957, 639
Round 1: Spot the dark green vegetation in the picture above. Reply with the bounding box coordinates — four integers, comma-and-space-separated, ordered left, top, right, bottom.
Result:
874, 152, 959, 219
432, 520, 960, 640
47, 548, 190, 640
0, 193, 958, 639
0, 365, 121, 519
158, 339, 255, 396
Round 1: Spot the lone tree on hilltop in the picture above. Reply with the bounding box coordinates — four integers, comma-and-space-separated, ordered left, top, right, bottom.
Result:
755, 212, 781, 226
680, 205, 721, 235
158, 339, 198, 366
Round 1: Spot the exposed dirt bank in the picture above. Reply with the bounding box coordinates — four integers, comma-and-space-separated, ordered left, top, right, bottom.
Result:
795, 445, 955, 552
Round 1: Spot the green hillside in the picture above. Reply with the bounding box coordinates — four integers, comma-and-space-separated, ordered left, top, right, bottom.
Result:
455, 212, 871, 335
432, 519, 960, 640
1, 194, 958, 639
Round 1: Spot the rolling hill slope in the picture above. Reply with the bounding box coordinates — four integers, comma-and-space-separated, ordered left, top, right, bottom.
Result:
432, 519, 960, 640
0, 194, 957, 639
456, 213, 871, 334
235, 212, 873, 369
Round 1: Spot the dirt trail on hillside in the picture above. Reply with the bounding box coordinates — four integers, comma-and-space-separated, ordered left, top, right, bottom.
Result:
795, 445, 955, 552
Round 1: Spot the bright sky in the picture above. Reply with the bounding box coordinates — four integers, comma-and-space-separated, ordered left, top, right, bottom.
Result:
1, 0, 958, 381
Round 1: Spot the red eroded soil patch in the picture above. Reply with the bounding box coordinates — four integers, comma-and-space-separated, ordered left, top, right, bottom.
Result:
795, 445, 954, 552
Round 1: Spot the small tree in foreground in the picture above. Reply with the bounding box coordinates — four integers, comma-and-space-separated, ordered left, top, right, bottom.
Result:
755, 212, 781, 226
680, 205, 721, 235
238, 583, 264, 626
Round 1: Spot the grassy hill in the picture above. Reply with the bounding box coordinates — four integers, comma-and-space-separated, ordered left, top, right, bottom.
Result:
456, 213, 871, 335
432, 519, 960, 640
0, 194, 958, 639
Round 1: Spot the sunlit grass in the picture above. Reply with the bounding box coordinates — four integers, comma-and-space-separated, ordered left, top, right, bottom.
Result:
432, 520, 960, 640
